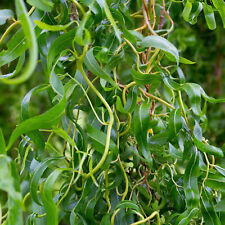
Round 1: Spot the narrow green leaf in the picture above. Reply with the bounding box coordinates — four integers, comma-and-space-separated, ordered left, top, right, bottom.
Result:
131, 67, 162, 86
30, 157, 62, 205
50, 71, 64, 97
0, 129, 6, 154
21, 85, 48, 157
206, 174, 225, 191
214, 165, 225, 177
215, 199, 225, 212
168, 108, 182, 140
86, 124, 119, 155
183, 83, 201, 116
6, 96, 66, 151
189, 2, 203, 24
0, 156, 23, 225
84, 48, 115, 85
203, 3, 216, 30
47, 29, 76, 70
102, 1, 121, 43
1, 0, 38, 84
75, 11, 91, 46
183, 150, 200, 209
182, 1, 192, 22
193, 137, 223, 157
115, 200, 141, 212
200, 85, 225, 103
116, 86, 138, 114
169, 143, 183, 159
165, 53, 196, 64
211, 0, 225, 28
133, 102, 153, 168
200, 188, 221, 225
175, 208, 198, 225
41, 169, 62, 225
53, 127, 75, 147
140, 34, 179, 66
27, 0, 54, 12
34, 20, 74, 31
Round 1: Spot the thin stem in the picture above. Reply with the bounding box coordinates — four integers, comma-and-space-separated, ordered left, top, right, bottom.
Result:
0, 21, 20, 46
77, 61, 114, 179
68, 74, 108, 125
142, 2, 157, 36
28, 6, 35, 16
130, 211, 160, 225
0, 6, 35, 46
105, 169, 111, 213
178, 91, 191, 129
71, 0, 85, 15
122, 81, 136, 105
139, 87, 174, 109
123, 37, 144, 74
146, 48, 160, 73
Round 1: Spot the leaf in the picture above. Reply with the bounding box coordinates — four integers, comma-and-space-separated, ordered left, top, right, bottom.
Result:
30, 157, 62, 205
6, 95, 66, 151
183, 150, 200, 209
175, 208, 198, 225
50, 71, 64, 97
200, 188, 221, 225
27, 0, 54, 12
110, 8, 135, 44
53, 127, 76, 147
165, 53, 195, 64
133, 102, 153, 168
189, 2, 203, 24
140, 34, 179, 66
86, 124, 119, 155
115, 200, 141, 212
21, 85, 49, 158
1, 0, 38, 84
70, 211, 88, 225
34, 20, 74, 31
0, 128, 6, 154
215, 199, 225, 212
183, 83, 201, 116
169, 143, 183, 159
214, 165, 225, 177
131, 66, 162, 86
211, 0, 225, 28
26, 213, 36, 225
102, 0, 121, 43
0, 156, 23, 225
206, 174, 225, 191
193, 137, 223, 157
200, 85, 225, 103
203, 3, 216, 30
0, 29, 27, 67
116, 86, 138, 114
182, 1, 192, 22
75, 11, 91, 46
47, 28, 76, 70
101, 214, 111, 225
40, 169, 62, 225
193, 120, 202, 141
84, 48, 115, 85
0, 9, 14, 25
168, 108, 182, 140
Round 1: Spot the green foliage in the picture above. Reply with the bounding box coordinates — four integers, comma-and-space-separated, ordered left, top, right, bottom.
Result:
0, 0, 225, 224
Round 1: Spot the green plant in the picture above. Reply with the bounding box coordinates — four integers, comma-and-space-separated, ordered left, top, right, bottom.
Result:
1, 0, 225, 224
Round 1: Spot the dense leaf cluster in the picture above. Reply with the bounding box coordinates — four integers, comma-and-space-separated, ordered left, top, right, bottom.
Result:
0, 0, 225, 224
